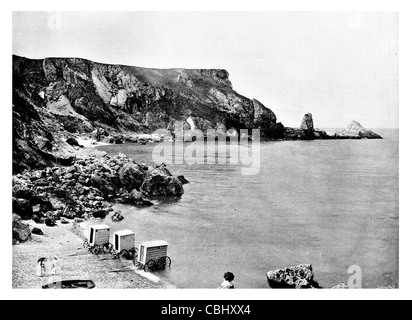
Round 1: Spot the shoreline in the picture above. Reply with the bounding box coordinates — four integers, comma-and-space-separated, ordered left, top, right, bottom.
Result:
12, 218, 173, 289
12, 143, 181, 289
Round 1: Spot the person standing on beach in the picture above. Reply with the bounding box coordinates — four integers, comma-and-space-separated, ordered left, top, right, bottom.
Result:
36, 257, 47, 277
219, 272, 235, 289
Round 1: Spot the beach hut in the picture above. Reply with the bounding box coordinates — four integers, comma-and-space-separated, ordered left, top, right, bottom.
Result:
88, 225, 110, 247
137, 240, 169, 265
113, 230, 135, 253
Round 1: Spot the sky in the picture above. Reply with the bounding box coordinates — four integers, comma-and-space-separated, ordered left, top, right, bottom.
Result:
12, 11, 399, 129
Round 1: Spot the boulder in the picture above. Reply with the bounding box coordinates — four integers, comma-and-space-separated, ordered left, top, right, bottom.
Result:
32, 215, 44, 224
111, 211, 124, 222
129, 189, 154, 206
31, 227, 44, 235
12, 214, 31, 242
336, 121, 382, 139
66, 137, 81, 147
62, 205, 76, 219
119, 162, 147, 190
140, 164, 184, 197
177, 175, 190, 185
12, 184, 35, 201
91, 128, 108, 142
12, 197, 33, 220
90, 174, 115, 197
45, 216, 57, 227
60, 217, 70, 224
266, 264, 321, 289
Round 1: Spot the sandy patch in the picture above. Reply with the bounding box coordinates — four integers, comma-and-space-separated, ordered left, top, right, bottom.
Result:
12, 220, 166, 289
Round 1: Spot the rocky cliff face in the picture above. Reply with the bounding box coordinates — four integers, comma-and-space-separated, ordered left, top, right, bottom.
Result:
13, 55, 280, 172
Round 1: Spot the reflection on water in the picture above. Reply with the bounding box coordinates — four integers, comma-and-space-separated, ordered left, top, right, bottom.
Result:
92, 132, 399, 288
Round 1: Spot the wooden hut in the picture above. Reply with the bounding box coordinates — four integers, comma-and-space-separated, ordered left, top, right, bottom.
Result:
113, 230, 135, 252
88, 225, 110, 247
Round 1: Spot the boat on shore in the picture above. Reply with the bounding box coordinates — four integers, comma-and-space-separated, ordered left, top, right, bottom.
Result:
42, 280, 96, 289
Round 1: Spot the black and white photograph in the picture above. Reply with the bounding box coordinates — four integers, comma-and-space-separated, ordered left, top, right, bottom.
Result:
4, 0, 411, 301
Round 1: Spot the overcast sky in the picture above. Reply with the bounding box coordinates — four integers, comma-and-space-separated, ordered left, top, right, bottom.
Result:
13, 11, 398, 128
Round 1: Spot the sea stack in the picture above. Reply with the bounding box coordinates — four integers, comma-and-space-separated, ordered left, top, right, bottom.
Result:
336, 121, 383, 139
300, 113, 314, 131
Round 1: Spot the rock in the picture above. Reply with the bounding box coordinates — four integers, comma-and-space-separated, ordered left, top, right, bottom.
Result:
140, 164, 184, 197
119, 162, 147, 190
12, 184, 35, 201
31, 227, 44, 235
129, 189, 154, 206
336, 121, 383, 139
66, 137, 81, 147
91, 128, 108, 142
300, 113, 314, 131
331, 283, 349, 289
111, 211, 124, 222
64, 173, 73, 180
32, 215, 44, 224
60, 217, 70, 224
32, 204, 41, 214
12, 214, 31, 242
283, 113, 316, 140
92, 210, 107, 219
67, 165, 77, 173
90, 174, 114, 197
12, 197, 33, 220
177, 175, 189, 185
62, 205, 76, 219
45, 216, 57, 227
266, 264, 321, 289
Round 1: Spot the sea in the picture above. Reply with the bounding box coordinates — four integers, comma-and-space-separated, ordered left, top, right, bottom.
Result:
93, 128, 399, 289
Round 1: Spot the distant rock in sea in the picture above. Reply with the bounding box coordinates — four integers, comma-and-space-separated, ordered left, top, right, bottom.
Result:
284, 115, 383, 140
336, 121, 382, 139
300, 113, 314, 131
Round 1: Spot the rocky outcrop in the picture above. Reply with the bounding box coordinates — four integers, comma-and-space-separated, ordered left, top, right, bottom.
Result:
12, 214, 31, 243
119, 162, 147, 190
336, 121, 382, 139
284, 113, 317, 140
300, 113, 314, 131
266, 264, 321, 289
140, 163, 184, 197
12, 153, 185, 222
283, 115, 383, 141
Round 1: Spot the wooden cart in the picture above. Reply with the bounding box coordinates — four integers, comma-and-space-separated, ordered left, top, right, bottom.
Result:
112, 230, 138, 260
133, 240, 171, 272
83, 225, 112, 255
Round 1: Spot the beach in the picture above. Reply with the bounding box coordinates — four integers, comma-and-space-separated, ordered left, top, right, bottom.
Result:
12, 219, 168, 289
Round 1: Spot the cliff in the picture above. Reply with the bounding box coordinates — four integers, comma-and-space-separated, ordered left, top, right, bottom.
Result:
13, 55, 279, 172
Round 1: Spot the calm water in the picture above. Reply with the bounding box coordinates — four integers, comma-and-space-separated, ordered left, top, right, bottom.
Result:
94, 129, 399, 288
